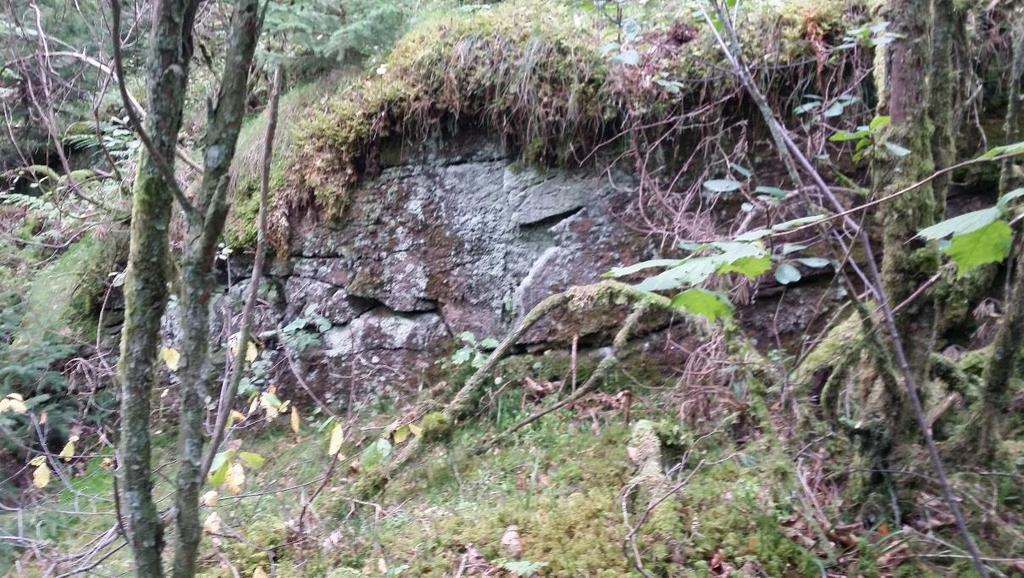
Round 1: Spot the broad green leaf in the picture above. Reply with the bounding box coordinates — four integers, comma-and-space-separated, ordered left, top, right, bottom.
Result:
916, 207, 1001, 240
457, 331, 476, 344
774, 263, 802, 285
868, 115, 891, 130
794, 257, 832, 268
944, 220, 1013, 276
478, 337, 499, 349
671, 288, 734, 322
635, 258, 720, 291
209, 456, 231, 487
998, 188, 1024, 208
702, 179, 742, 193
605, 259, 684, 278
717, 255, 771, 279
361, 438, 393, 468
238, 452, 265, 469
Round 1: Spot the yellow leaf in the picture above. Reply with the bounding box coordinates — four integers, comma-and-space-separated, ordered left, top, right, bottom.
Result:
160, 347, 181, 371
328, 423, 344, 457
201, 490, 219, 507
252, 568, 268, 578
100, 457, 114, 469
33, 463, 50, 488
393, 424, 410, 444
0, 393, 27, 414
28, 455, 46, 467
246, 341, 258, 362
278, 400, 290, 413
203, 511, 222, 534
290, 407, 300, 433
247, 396, 260, 417
229, 410, 247, 425
225, 462, 245, 495
408, 423, 423, 438
59, 436, 78, 462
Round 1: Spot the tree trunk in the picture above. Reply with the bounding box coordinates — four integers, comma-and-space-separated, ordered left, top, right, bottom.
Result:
1001, 10, 1024, 194
171, 2, 262, 576
117, 1, 200, 575
972, 11, 1024, 461
879, 0, 939, 410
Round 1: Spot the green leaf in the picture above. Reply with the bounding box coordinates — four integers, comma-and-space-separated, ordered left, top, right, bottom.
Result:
774, 262, 802, 285
771, 214, 827, 232
998, 188, 1024, 209
457, 331, 476, 344
734, 228, 772, 241
943, 220, 1013, 276
717, 255, 771, 279
635, 258, 720, 291
979, 141, 1024, 160
450, 348, 473, 365
238, 452, 265, 469
916, 207, 1001, 240
500, 560, 548, 577
883, 142, 911, 157
605, 259, 684, 278
671, 288, 734, 322
829, 128, 869, 142
794, 257, 832, 268
754, 186, 787, 199
209, 455, 232, 486
478, 337, 499, 350
868, 115, 891, 131
361, 438, 393, 468
702, 179, 742, 193
781, 243, 808, 255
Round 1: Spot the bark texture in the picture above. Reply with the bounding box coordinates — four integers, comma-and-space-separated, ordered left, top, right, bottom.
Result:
172, 2, 262, 576
878, 0, 939, 412
117, 1, 200, 575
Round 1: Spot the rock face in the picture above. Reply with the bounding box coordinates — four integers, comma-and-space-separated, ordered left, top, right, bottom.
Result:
247, 134, 652, 397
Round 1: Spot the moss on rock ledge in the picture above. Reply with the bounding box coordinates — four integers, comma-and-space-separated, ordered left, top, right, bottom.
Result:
245, 0, 868, 249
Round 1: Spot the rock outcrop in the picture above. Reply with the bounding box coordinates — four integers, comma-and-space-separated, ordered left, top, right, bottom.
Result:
231, 134, 652, 397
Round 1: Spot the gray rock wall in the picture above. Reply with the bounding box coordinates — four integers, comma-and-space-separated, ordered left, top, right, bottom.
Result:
238, 134, 652, 398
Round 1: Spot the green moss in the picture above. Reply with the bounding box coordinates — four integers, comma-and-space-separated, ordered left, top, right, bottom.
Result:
263, 0, 868, 250
14, 231, 127, 346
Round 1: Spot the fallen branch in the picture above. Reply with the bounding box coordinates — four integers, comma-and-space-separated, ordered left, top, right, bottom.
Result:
483, 303, 649, 450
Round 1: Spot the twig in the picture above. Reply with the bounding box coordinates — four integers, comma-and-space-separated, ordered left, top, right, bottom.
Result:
109, 0, 197, 220
201, 64, 283, 480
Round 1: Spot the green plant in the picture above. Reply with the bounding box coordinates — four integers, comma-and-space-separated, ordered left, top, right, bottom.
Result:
450, 332, 499, 369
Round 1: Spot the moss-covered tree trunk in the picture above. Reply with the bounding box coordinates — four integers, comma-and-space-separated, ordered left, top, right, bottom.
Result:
171, 2, 262, 576
877, 0, 940, 419
117, 1, 199, 575
971, 11, 1024, 462
1001, 9, 1024, 194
